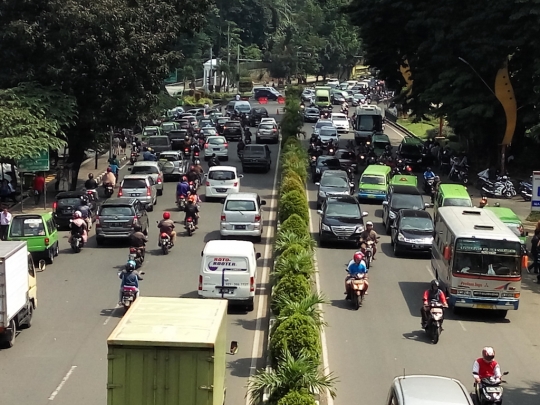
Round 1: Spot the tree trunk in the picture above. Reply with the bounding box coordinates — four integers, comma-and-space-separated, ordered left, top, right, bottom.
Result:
68, 127, 91, 191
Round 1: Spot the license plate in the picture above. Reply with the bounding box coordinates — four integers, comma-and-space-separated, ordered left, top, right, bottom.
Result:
113, 223, 122, 227
475, 304, 495, 310
235, 225, 246, 230
412, 245, 420, 249
131, 193, 140, 197
219, 288, 234, 294
213, 148, 220, 151
216, 188, 227, 193
367, 195, 375, 198
337, 237, 349, 240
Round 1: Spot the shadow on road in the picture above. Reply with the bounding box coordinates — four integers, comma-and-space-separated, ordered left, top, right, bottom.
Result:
179, 290, 198, 298
100, 307, 123, 319
398, 281, 426, 317
503, 380, 540, 405
227, 357, 257, 378
234, 317, 259, 330
402, 329, 433, 344
204, 230, 221, 242
329, 298, 353, 310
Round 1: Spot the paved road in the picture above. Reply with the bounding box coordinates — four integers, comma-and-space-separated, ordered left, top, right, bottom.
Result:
0, 105, 280, 405
304, 120, 540, 405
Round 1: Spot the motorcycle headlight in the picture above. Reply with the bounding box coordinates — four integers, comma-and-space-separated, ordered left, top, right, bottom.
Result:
318, 191, 326, 197
397, 233, 405, 241
389, 211, 396, 219
321, 223, 331, 231
316, 168, 321, 173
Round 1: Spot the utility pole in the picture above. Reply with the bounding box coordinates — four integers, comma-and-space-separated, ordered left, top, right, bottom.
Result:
236, 43, 240, 92
227, 24, 231, 66
209, 47, 213, 93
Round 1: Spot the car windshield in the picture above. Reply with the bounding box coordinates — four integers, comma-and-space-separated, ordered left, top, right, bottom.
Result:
209, 137, 226, 145
143, 128, 158, 135
100, 206, 134, 216
200, 120, 212, 126
453, 239, 521, 276
260, 124, 274, 130
159, 155, 179, 162
361, 175, 385, 185
326, 202, 361, 218
58, 197, 83, 206
252, 109, 266, 114
443, 198, 472, 207
401, 144, 422, 154
235, 104, 251, 112
209, 170, 235, 180
320, 129, 337, 137
400, 216, 433, 231
131, 166, 159, 175
355, 115, 377, 131
148, 137, 169, 146
122, 179, 147, 188
332, 116, 347, 121
390, 194, 425, 210
226, 122, 241, 127
316, 121, 332, 129
162, 123, 175, 129
306, 109, 319, 114
321, 176, 348, 187
336, 151, 355, 160
9, 217, 46, 237
318, 96, 329, 102
218, 119, 228, 124
319, 158, 340, 168
225, 200, 256, 211
245, 147, 266, 156
203, 128, 217, 135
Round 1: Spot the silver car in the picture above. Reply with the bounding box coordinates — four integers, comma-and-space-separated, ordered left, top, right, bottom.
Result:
312, 119, 333, 136
118, 175, 158, 211
319, 126, 340, 145
128, 161, 163, 195
157, 151, 190, 181
316, 170, 352, 208
204, 136, 229, 160
256, 123, 279, 143
220, 192, 266, 242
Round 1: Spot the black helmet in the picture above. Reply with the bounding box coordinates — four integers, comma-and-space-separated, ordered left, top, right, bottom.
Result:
427, 167, 432, 172
88, 173, 94, 179
133, 225, 142, 232
430, 279, 440, 290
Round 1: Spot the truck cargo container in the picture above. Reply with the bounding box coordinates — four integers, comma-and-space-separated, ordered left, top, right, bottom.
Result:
107, 297, 231, 405
0, 241, 38, 348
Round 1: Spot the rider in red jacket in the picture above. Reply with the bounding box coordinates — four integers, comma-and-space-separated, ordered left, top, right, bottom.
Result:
421, 279, 448, 328
472, 347, 502, 383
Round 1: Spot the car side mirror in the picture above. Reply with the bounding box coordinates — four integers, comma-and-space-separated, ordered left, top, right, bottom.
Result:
525, 231, 529, 236
317, 210, 323, 215
256, 252, 262, 259
315, 182, 320, 186
382, 201, 388, 206
424, 202, 430, 208
203, 173, 208, 177
362, 211, 369, 217
201, 251, 203, 257
260, 200, 267, 206
238, 174, 244, 178
220, 199, 225, 204
391, 225, 396, 229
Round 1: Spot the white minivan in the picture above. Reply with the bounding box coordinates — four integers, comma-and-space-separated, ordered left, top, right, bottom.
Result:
204, 166, 243, 201
198, 240, 261, 311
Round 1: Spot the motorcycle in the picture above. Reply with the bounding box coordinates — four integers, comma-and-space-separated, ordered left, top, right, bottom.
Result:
184, 146, 191, 159
185, 217, 196, 236
70, 232, 84, 253
481, 176, 516, 198
129, 151, 138, 164
424, 301, 444, 344
423, 177, 435, 195
104, 183, 114, 198
192, 149, 201, 163
346, 272, 367, 310
159, 232, 173, 255
474, 372, 509, 405
177, 195, 187, 211
119, 272, 145, 310
361, 240, 375, 269
128, 246, 144, 268
327, 147, 336, 156
449, 164, 469, 184
518, 177, 532, 201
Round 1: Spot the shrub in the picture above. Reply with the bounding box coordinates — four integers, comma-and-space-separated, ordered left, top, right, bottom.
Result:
281, 159, 308, 184
271, 273, 311, 315
270, 313, 321, 367
275, 230, 315, 254
277, 391, 317, 405
281, 147, 307, 164
279, 190, 309, 224
280, 175, 305, 196
274, 251, 314, 279
183, 96, 213, 107
279, 214, 309, 234
280, 243, 310, 259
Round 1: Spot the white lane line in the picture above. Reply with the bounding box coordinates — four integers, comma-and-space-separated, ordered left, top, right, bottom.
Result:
246, 140, 281, 398
103, 305, 120, 325
385, 122, 405, 139
308, 194, 335, 405
426, 265, 435, 278
48, 365, 77, 400
458, 321, 467, 331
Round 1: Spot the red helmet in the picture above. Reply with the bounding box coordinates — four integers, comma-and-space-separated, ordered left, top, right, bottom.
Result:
353, 252, 364, 262
163, 212, 171, 220
190, 166, 195, 171
106, 167, 112, 172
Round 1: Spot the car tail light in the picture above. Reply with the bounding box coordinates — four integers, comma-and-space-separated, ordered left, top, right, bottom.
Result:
273, 129, 277, 132
187, 217, 193, 222
255, 215, 261, 222
118, 187, 123, 197
146, 187, 151, 196
224, 143, 228, 148
204, 143, 209, 149
233, 182, 238, 187
129, 247, 137, 253
206, 181, 210, 186
220, 214, 225, 221
157, 175, 162, 184
95, 216, 101, 227
44, 238, 50, 245
198, 275, 203, 290
52, 201, 57, 210
250, 276, 255, 292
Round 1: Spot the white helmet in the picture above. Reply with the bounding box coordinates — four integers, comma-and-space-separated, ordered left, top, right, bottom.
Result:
366, 221, 373, 226
74, 211, 82, 218
482, 346, 495, 361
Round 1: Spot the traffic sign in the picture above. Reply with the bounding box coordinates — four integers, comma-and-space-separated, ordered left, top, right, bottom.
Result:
18, 150, 50, 172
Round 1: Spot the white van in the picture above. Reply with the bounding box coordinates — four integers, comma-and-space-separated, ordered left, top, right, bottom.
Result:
198, 240, 261, 311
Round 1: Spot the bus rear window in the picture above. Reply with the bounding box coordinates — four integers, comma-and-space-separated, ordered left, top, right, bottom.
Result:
443, 198, 472, 207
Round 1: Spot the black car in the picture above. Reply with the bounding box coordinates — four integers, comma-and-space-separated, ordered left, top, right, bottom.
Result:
168, 129, 189, 151
312, 156, 342, 183
53, 190, 98, 229
390, 209, 434, 256
95, 198, 150, 246
397, 140, 425, 170
318, 195, 368, 246
334, 149, 358, 173
249, 107, 269, 126
222, 120, 243, 141
254, 88, 281, 101
303, 107, 320, 123
173, 119, 194, 136
216, 118, 229, 135
241, 144, 272, 173
382, 185, 428, 234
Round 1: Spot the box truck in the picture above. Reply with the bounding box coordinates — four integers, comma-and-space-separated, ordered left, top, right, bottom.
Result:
107, 297, 235, 405
0, 241, 38, 348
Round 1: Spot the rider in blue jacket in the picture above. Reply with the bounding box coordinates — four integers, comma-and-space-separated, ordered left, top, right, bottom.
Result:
176, 176, 190, 198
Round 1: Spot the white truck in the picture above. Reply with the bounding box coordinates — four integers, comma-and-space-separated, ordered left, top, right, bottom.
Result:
0, 241, 38, 348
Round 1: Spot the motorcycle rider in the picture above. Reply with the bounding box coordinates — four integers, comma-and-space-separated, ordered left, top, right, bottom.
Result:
244, 127, 252, 143
345, 252, 369, 298
479, 197, 488, 208
420, 279, 448, 328
157, 211, 176, 246
102, 167, 116, 188
68, 211, 88, 245
186, 165, 200, 186
192, 159, 204, 178
472, 347, 502, 385
78, 199, 92, 230
176, 176, 190, 200
208, 153, 220, 167
184, 197, 200, 228
309, 132, 318, 144
84, 173, 99, 191
358, 221, 379, 260
237, 138, 246, 155
128, 224, 147, 260
423, 167, 435, 180
118, 261, 143, 304
143, 148, 158, 162
431, 175, 441, 203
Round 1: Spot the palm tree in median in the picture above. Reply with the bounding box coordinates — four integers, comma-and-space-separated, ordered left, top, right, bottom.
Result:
247, 349, 337, 405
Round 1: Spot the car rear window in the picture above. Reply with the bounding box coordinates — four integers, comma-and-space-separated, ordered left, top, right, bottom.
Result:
209, 137, 226, 145
336, 151, 355, 160
9, 217, 46, 237
100, 206, 134, 216
148, 137, 169, 146
58, 197, 83, 206
162, 123, 176, 130
245, 147, 266, 156
131, 166, 159, 174
225, 200, 256, 211
226, 121, 241, 127
209, 170, 235, 180
259, 124, 274, 130
122, 179, 147, 188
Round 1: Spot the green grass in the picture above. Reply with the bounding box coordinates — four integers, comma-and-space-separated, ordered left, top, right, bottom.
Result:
526, 212, 540, 223
397, 118, 437, 139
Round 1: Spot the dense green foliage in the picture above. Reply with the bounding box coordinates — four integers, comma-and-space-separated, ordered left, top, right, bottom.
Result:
277, 391, 318, 405
279, 190, 310, 224
280, 175, 305, 196
275, 230, 315, 254
274, 252, 314, 279
279, 214, 309, 235
344, 0, 540, 163
271, 273, 312, 315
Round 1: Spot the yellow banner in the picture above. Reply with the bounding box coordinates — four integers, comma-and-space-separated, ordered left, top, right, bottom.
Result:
495, 62, 517, 146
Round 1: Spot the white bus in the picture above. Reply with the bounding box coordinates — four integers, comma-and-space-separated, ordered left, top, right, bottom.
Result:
431, 207, 526, 317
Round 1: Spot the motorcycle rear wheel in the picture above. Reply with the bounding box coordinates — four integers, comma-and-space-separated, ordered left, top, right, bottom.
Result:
162, 245, 169, 255
187, 226, 193, 236
354, 293, 362, 310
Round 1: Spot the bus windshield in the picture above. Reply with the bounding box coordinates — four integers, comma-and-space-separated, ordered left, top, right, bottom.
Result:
453, 238, 521, 276
355, 114, 382, 132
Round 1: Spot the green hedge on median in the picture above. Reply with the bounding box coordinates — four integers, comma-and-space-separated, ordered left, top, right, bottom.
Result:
270, 273, 311, 315
280, 175, 306, 197
277, 391, 318, 405
279, 190, 310, 224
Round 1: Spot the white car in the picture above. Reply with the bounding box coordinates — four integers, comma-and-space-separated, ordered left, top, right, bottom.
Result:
260, 117, 277, 126
318, 126, 340, 145
205, 166, 243, 200
330, 113, 350, 133
220, 192, 266, 242
327, 79, 340, 86
313, 120, 334, 136
204, 136, 229, 161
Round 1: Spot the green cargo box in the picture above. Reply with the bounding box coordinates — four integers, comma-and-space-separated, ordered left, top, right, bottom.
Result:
107, 297, 228, 405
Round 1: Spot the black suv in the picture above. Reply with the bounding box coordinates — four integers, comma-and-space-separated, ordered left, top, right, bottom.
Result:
397, 140, 425, 170
222, 120, 243, 141
53, 190, 98, 229
241, 144, 272, 173
381, 185, 428, 234
390, 209, 434, 256
318, 195, 368, 246
254, 88, 281, 101
249, 107, 269, 126
95, 198, 149, 246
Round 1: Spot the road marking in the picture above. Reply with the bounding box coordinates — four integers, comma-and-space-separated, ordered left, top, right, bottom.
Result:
245, 140, 281, 405
103, 305, 120, 325
385, 123, 405, 139
48, 365, 77, 400
308, 194, 335, 405
458, 321, 467, 331
426, 265, 435, 278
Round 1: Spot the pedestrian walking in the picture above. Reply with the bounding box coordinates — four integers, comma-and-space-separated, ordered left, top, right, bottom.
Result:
529, 229, 540, 276
0, 206, 12, 241
33, 172, 46, 205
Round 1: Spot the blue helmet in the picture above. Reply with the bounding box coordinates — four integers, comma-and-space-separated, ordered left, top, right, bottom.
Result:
126, 260, 137, 271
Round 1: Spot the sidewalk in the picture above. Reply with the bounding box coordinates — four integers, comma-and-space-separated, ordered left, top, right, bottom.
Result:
10, 152, 127, 213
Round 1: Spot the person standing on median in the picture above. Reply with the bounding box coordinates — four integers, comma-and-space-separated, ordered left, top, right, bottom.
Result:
33, 172, 46, 205
0, 206, 12, 241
